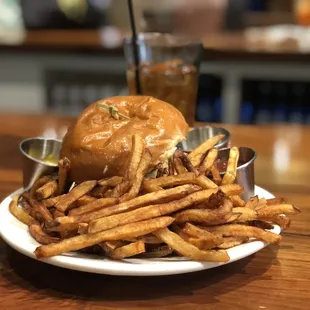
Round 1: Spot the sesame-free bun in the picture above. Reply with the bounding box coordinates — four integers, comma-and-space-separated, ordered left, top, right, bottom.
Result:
60, 96, 189, 182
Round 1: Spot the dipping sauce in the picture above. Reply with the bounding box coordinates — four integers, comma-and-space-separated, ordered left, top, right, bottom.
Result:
28, 149, 58, 166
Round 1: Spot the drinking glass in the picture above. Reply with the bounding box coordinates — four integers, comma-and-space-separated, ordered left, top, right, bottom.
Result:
123, 33, 202, 125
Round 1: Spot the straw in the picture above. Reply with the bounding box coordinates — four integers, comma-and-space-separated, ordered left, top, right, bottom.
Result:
127, 0, 142, 94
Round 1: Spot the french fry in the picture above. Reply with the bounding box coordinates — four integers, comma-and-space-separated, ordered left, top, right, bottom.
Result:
174, 198, 233, 224
55, 180, 97, 212
120, 149, 152, 202
78, 223, 88, 234
100, 240, 127, 253
257, 204, 300, 218
170, 222, 185, 234
44, 215, 78, 228
199, 148, 218, 175
110, 181, 131, 198
76, 195, 97, 206
98, 176, 123, 187
142, 180, 163, 193
267, 197, 286, 206
217, 184, 243, 196
57, 157, 71, 195
139, 245, 173, 258
9, 195, 35, 225
109, 135, 145, 198
173, 156, 187, 174
174, 150, 198, 175
52, 184, 197, 228
202, 224, 281, 244
42, 195, 66, 208
233, 207, 257, 222
34, 216, 174, 258
153, 227, 230, 262
221, 147, 239, 185
60, 230, 78, 239
182, 224, 223, 249
139, 234, 162, 244
36, 180, 58, 200
88, 184, 241, 233
88, 188, 220, 233
183, 223, 218, 239
255, 198, 267, 210
53, 210, 65, 219
126, 234, 162, 244
230, 195, 246, 207
109, 241, 145, 259
85, 184, 197, 221
23, 193, 53, 222
224, 213, 242, 224
203, 190, 226, 209
146, 172, 196, 188
187, 237, 221, 250
245, 195, 259, 209
29, 223, 60, 245
103, 189, 113, 198
125, 134, 145, 182
69, 197, 119, 216
217, 237, 248, 249
44, 221, 80, 233
211, 165, 222, 185
30, 176, 52, 198
188, 134, 225, 167
21, 198, 32, 214
195, 175, 218, 189
262, 214, 290, 229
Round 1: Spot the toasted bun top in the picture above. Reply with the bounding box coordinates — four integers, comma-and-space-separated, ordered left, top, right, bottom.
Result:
60, 96, 189, 182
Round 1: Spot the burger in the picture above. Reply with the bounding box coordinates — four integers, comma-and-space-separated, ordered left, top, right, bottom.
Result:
61, 96, 189, 183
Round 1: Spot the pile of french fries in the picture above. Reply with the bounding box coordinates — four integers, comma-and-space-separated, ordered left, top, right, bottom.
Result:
10, 134, 300, 262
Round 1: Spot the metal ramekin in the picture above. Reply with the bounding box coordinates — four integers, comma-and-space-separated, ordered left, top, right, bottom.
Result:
177, 126, 231, 151
217, 147, 257, 200
19, 137, 62, 189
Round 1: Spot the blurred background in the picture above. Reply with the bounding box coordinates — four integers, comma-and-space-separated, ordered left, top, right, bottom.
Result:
1, 0, 310, 124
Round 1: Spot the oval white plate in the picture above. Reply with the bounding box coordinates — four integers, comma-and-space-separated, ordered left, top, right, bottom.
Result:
0, 186, 278, 276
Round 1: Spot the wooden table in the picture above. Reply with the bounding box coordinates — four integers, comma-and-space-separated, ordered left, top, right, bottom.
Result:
0, 114, 309, 309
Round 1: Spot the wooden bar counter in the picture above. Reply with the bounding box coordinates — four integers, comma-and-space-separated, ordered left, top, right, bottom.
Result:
0, 114, 309, 309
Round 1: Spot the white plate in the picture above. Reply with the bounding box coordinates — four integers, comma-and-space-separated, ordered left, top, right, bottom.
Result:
0, 186, 279, 276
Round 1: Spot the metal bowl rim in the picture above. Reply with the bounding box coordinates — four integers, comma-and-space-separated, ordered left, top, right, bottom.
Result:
218, 146, 257, 170
188, 126, 231, 147
19, 137, 62, 168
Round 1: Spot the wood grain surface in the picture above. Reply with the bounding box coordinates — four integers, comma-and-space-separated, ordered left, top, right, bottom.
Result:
0, 114, 309, 310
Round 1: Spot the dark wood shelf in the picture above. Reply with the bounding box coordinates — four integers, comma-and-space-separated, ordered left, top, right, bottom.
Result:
0, 29, 309, 62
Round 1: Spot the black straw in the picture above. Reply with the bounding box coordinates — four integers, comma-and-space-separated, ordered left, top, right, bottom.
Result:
127, 0, 142, 94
